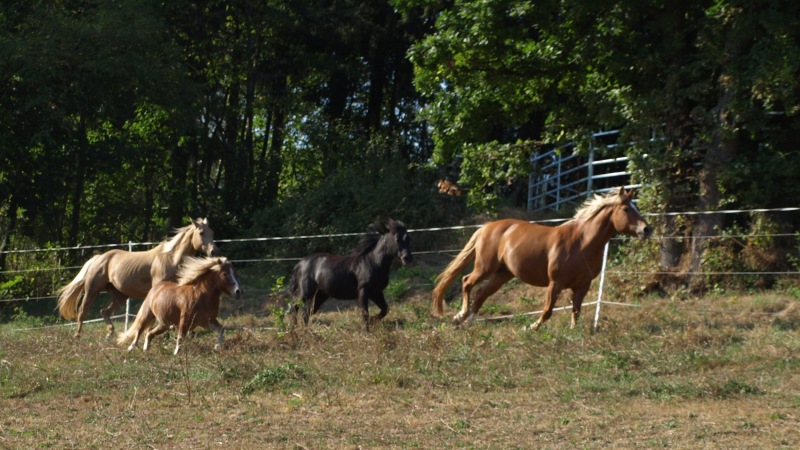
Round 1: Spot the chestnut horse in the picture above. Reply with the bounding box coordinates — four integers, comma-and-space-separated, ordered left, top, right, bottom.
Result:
432, 188, 652, 329
117, 256, 242, 355
57, 218, 219, 339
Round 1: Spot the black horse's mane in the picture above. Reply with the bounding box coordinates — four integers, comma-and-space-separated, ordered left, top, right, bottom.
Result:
350, 232, 382, 258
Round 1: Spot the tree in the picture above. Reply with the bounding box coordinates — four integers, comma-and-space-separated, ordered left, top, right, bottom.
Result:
403, 0, 800, 281
0, 0, 190, 249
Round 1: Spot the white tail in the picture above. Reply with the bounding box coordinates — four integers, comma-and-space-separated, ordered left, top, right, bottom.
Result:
56, 255, 99, 320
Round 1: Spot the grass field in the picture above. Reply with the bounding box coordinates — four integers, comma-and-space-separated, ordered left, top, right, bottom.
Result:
1, 263, 799, 449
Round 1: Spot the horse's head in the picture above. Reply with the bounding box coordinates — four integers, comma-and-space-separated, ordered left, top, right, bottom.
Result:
216, 257, 243, 300
192, 218, 220, 256
374, 219, 413, 265
610, 187, 652, 239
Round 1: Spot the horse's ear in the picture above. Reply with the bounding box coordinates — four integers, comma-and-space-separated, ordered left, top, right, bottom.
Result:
618, 186, 632, 201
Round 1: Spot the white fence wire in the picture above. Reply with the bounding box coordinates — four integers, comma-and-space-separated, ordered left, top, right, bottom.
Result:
1, 207, 797, 332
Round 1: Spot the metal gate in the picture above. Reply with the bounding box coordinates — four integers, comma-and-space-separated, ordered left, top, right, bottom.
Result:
527, 130, 643, 212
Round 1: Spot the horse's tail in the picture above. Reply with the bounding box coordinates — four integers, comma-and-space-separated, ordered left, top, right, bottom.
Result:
56, 255, 100, 320
287, 262, 301, 298
116, 295, 154, 347
431, 226, 484, 318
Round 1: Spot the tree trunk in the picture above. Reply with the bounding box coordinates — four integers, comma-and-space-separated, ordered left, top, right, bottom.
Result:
263, 94, 285, 206
689, 29, 743, 290
68, 122, 89, 247
167, 143, 189, 231
0, 197, 18, 271
690, 86, 738, 289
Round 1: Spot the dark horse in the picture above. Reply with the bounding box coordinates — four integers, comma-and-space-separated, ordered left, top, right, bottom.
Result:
288, 219, 413, 330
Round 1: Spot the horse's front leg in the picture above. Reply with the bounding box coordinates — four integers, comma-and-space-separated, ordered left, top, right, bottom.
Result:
209, 318, 224, 350
369, 291, 389, 327
174, 313, 192, 355
569, 283, 591, 329
358, 289, 370, 331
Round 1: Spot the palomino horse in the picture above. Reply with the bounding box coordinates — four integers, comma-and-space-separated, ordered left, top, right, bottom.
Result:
288, 219, 413, 330
117, 256, 242, 355
57, 218, 219, 339
432, 188, 652, 329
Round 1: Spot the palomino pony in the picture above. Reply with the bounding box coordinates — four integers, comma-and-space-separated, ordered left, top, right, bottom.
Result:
57, 218, 219, 339
432, 188, 652, 329
117, 256, 242, 355
288, 219, 413, 330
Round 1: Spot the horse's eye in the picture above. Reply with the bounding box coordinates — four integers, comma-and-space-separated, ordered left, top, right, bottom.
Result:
623, 206, 630, 212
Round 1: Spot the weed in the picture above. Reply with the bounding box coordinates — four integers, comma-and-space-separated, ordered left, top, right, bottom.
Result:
241, 362, 306, 394
385, 278, 411, 302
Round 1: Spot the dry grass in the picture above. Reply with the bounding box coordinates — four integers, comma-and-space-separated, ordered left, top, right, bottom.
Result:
1, 281, 799, 449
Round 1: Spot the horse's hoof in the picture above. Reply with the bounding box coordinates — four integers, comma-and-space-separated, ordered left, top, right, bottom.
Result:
523, 322, 540, 332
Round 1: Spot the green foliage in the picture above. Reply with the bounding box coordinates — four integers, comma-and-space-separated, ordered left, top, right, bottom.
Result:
405, 0, 800, 223
460, 141, 537, 211
7, 306, 52, 329
0, 276, 31, 300
241, 362, 306, 394
385, 279, 411, 302
247, 154, 459, 259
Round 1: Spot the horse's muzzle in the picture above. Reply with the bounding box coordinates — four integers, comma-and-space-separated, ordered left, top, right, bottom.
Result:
232, 288, 243, 299
400, 252, 413, 265
638, 225, 653, 239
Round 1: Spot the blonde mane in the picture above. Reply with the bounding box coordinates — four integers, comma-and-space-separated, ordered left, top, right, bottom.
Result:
177, 257, 226, 285
571, 191, 623, 222
162, 225, 194, 254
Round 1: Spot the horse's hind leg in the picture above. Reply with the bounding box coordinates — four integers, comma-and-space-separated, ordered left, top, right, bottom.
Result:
143, 322, 170, 351
302, 290, 328, 325
455, 270, 490, 324
466, 271, 514, 324
531, 281, 564, 330
75, 285, 103, 338
101, 287, 128, 341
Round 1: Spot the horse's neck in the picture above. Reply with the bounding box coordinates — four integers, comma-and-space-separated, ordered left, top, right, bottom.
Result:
577, 208, 616, 253
165, 233, 197, 264
196, 277, 223, 307
369, 236, 395, 270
